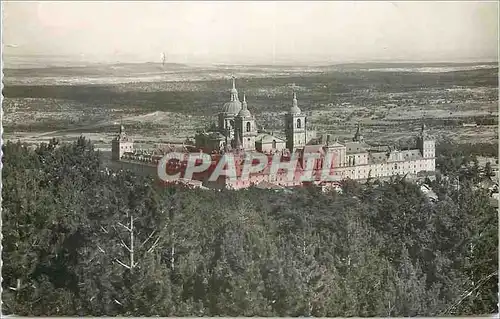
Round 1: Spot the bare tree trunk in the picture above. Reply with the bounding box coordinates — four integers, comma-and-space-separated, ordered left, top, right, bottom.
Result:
171, 231, 175, 270
130, 214, 134, 270
116, 215, 137, 270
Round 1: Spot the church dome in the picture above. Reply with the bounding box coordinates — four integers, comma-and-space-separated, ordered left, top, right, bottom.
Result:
289, 92, 301, 115
237, 94, 251, 117
221, 76, 242, 115
222, 100, 242, 115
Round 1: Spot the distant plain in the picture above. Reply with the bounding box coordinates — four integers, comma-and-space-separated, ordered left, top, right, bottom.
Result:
2, 61, 498, 151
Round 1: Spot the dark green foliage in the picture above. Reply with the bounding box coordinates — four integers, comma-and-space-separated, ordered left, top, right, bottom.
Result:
1, 138, 497, 316
436, 140, 498, 178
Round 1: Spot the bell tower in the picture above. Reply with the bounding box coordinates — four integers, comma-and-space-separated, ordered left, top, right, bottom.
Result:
285, 92, 307, 151
111, 125, 134, 160
235, 94, 257, 151
417, 122, 435, 159
417, 121, 436, 172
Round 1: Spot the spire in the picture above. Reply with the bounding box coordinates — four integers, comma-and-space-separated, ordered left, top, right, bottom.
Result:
238, 93, 251, 117
241, 93, 248, 110
119, 116, 124, 134
353, 123, 363, 142
230, 75, 239, 102
420, 120, 427, 138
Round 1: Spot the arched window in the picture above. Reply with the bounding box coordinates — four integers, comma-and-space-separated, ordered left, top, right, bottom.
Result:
246, 122, 251, 132
272, 139, 277, 149
297, 119, 302, 129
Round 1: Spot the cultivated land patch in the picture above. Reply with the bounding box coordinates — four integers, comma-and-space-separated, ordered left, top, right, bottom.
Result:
3, 63, 498, 148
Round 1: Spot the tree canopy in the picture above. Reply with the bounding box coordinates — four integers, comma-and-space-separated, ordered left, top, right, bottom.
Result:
1, 137, 497, 316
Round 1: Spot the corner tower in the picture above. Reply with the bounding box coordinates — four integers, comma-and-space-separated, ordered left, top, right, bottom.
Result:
235, 94, 257, 151
417, 122, 435, 159
285, 92, 307, 151
111, 125, 134, 160
416, 122, 436, 172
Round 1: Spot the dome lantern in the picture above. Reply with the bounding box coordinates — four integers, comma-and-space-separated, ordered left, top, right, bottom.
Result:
221, 76, 242, 115
238, 93, 252, 117
289, 91, 301, 115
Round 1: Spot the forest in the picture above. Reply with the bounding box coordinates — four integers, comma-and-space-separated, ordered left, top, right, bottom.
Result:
1, 137, 498, 316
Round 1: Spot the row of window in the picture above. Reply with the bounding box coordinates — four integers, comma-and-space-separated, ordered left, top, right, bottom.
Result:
118, 144, 133, 151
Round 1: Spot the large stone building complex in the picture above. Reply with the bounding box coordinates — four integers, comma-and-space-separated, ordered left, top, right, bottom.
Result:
111, 77, 435, 189
194, 77, 314, 154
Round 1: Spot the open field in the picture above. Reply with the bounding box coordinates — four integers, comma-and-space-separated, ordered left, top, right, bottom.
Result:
3, 62, 498, 149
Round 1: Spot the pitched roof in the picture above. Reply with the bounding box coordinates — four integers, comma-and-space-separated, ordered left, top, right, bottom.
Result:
400, 149, 423, 161
325, 141, 345, 148
344, 142, 369, 154
367, 145, 391, 152
369, 152, 388, 164
303, 144, 325, 154
420, 184, 438, 200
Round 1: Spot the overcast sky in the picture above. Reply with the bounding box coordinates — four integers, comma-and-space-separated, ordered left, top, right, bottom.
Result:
3, 1, 498, 64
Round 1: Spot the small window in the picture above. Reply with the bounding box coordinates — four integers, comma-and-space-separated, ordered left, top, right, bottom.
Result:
272, 139, 277, 149
246, 122, 251, 132
297, 119, 302, 129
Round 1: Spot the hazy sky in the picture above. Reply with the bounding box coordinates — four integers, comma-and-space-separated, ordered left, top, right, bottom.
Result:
3, 1, 499, 64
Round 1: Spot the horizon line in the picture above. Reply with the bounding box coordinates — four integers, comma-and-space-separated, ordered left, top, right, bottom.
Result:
3, 58, 499, 70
